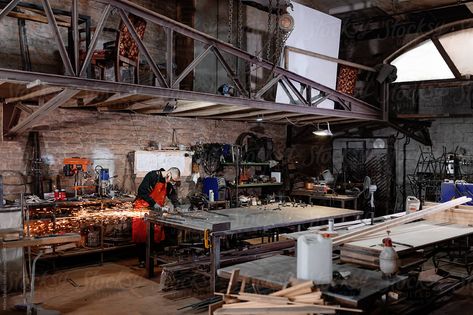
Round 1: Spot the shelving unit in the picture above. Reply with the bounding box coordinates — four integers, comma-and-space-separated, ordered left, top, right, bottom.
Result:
223, 146, 283, 206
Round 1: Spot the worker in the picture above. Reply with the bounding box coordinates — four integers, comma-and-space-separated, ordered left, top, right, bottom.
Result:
133, 167, 181, 268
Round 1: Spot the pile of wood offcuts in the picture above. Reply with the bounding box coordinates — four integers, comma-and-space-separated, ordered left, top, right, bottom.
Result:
210, 269, 361, 314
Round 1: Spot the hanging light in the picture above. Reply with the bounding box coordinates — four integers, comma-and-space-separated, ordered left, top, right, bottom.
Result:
256, 114, 264, 122
313, 122, 333, 137
278, 13, 295, 32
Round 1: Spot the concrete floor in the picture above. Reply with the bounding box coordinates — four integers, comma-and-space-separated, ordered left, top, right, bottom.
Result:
6, 258, 473, 315
8, 260, 201, 315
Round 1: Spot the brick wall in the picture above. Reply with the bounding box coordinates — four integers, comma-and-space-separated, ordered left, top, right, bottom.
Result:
0, 108, 286, 201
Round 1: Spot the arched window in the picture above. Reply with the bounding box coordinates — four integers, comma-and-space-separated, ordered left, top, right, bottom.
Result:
386, 21, 473, 83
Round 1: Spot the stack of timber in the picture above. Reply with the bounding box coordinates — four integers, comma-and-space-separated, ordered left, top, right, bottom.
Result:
337, 197, 472, 269
210, 269, 362, 314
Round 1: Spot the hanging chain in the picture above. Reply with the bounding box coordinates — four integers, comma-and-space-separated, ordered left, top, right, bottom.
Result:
274, 0, 282, 64
266, 0, 273, 60
237, 0, 243, 49
227, 0, 234, 44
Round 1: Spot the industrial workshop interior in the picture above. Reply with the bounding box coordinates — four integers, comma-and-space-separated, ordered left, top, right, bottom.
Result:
3, 0, 473, 315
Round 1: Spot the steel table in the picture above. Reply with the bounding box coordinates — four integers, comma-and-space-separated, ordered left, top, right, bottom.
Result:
145, 204, 362, 291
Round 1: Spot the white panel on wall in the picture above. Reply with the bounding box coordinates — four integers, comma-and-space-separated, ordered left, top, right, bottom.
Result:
134, 150, 192, 178
276, 3, 341, 109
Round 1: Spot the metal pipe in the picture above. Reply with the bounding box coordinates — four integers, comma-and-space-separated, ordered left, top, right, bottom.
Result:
285, 46, 377, 72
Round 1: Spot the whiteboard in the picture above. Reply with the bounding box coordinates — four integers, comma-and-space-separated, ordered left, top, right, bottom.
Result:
276, 2, 341, 109
134, 150, 192, 178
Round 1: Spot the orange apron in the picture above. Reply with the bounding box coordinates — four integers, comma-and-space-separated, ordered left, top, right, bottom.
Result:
132, 182, 167, 243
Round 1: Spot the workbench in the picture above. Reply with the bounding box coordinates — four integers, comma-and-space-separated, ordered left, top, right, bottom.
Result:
291, 189, 359, 209
145, 204, 362, 291
217, 255, 407, 309
340, 221, 473, 270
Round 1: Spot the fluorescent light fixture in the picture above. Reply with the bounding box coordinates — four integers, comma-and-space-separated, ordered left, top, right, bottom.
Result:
313, 122, 333, 137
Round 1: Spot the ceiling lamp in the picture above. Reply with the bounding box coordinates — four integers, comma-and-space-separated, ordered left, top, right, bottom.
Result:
256, 114, 264, 122
313, 122, 333, 137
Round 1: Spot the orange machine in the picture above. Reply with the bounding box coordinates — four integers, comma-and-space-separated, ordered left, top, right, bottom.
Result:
63, 158, 94, 197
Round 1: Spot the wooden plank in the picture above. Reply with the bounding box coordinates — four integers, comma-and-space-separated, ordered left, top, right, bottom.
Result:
175, 105, 247, 117
5, 87, 63, 104
209, 301, 225, 315
333, 197, 471, 246
226, 269, 240, 295
216, 304, 337, 314
1, 233, 80, 248
270, 281, 314, 297
6, 11, 70, 27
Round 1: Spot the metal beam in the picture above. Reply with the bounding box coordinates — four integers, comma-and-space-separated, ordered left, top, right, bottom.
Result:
281, 76, 308, 105
285, 46, 376, 72
431, 36, 461, 79
0, 0, 20, 22
107, 0, 381, 118
79, 4, 111, 77
6, 89, 79, 137
254, 74, 282, 99
41, 0, 75, 76
72, 0, 79, 74
212, 47, 247, 97
166, 28, 173, 86
118, 9, 168, 88
0, 69, 381, 120
172, 45, 213, 88
174, 105, 247, 117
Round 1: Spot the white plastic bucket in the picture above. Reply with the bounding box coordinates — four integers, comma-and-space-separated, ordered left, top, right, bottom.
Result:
297, 234, 333, 284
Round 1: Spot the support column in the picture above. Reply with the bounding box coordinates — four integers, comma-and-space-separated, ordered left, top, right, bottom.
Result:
210, 233, 221, 293
145, 219, 155, 278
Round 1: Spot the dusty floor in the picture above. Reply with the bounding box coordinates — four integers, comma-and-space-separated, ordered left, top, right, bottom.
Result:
5, 258, 473, 315
7, 260, 201, 315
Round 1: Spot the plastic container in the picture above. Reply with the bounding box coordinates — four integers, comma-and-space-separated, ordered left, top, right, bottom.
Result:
209, 190, 215, 202
405, 196, 420, 214
297, 234, 333, 284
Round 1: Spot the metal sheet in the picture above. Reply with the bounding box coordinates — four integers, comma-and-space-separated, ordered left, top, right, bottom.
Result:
149, 204, 362, 233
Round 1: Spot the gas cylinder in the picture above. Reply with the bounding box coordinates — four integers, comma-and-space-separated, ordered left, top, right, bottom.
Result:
379, 236, 399, 278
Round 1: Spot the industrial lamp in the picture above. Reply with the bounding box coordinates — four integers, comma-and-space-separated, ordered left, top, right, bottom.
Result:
313, 122, 333, 137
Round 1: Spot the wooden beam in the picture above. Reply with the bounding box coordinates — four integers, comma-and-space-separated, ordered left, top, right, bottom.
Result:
215, 109, 273, 119
5, 89, 79, 137
5, 86, 63, 104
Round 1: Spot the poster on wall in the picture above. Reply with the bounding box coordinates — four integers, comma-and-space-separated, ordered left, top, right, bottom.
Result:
276, 2, 341, 109
134, 150, 193, 178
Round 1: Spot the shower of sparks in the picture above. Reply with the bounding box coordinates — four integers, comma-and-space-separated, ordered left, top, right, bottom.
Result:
28, 202, 149, 237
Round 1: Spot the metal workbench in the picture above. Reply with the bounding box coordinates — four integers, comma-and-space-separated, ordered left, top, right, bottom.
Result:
218, 255, 408, 308
145, 204, 362, 291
